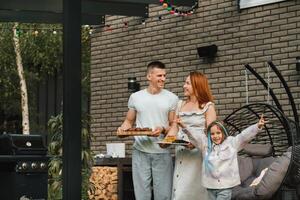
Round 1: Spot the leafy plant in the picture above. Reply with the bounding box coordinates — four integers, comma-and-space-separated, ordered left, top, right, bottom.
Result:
47, 113, 94, 200
0, 23, 91, 134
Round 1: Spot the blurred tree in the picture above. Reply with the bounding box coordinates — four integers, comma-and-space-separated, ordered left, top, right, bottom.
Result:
0, 23, 91, 134
13, 22, 30, 134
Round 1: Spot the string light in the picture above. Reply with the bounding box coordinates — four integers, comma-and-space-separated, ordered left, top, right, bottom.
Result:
99, 1, 198, 33
89, 29, 93, 35
105, 25, 112, 32
34, 30, 39, 36
1, 24, 92, 36
159, 0, 198, 16
101, 14, 171, 32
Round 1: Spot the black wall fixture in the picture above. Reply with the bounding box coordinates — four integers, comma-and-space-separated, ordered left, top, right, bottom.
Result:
296, 56, 300, 72
128, 77, 140, 93
197, 44, 218, 59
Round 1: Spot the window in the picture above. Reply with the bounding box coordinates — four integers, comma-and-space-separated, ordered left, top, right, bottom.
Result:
239, 0, 286, 9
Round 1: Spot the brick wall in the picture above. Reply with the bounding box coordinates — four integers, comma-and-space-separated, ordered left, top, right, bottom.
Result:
90, 0, 300, 155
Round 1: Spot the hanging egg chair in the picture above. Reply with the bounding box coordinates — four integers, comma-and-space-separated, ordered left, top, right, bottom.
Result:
223, 61, 300, 200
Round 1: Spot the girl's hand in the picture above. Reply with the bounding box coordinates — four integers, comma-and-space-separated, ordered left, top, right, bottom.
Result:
258, 114, 266, 129
173, 118, 186, 128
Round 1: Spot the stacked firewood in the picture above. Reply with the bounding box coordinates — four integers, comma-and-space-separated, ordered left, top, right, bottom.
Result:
88, 166, 118, 200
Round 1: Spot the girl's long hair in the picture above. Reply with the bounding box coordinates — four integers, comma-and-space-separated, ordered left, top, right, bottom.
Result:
189, 71, 214, 108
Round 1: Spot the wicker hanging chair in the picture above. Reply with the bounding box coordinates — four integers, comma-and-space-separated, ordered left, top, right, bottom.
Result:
222, 61, 300, 199
224, 103, 294, 156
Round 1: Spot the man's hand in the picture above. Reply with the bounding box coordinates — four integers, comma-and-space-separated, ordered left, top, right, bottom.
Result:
117, 127, 129, 138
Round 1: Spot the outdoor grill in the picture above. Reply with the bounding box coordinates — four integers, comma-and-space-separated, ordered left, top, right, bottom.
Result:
0, 134, 48, 200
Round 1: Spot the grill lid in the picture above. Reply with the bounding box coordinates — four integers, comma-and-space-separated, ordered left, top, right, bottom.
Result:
0, 134, 47, 155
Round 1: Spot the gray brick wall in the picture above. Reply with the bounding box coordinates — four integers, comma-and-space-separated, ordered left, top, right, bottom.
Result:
90, 0, 300, 156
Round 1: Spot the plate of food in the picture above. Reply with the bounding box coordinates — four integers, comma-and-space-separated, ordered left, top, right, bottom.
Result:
117, 127, 153, 136
157, 136, 189, 146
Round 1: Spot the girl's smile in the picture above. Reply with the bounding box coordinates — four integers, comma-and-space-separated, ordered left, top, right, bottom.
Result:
210, 125, 225, 145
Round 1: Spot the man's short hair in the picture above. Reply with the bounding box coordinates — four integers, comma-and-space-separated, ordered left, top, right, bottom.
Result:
147, 61, 165, 74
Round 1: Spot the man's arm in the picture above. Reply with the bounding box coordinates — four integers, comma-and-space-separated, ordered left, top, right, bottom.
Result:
152, 110, 176, 137
117, 109, 136, 137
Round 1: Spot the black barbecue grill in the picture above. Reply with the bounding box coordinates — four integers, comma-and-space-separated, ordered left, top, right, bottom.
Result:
0, 134, 48, 200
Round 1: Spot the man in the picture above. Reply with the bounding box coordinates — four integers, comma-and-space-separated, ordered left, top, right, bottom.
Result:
118, 61, 178, 200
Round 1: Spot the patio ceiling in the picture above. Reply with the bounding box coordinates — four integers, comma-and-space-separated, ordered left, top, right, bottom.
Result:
0, 0, 196, 24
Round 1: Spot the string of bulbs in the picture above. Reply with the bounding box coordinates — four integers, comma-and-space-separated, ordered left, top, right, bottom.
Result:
1, 24, 93, 36
159, 0, 198, 16
103, 1, 198, 32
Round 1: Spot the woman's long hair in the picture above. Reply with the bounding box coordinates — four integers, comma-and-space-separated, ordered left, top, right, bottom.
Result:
189, 71, 214, 109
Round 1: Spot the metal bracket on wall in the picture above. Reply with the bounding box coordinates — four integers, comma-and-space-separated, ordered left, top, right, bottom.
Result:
237, 0, 241, 13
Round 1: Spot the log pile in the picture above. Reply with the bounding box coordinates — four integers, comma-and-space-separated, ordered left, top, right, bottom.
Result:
88, 166, 118, 200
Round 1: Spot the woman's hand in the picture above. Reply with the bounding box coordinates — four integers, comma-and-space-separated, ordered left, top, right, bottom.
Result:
159, 134, 176, 148
185, 142, 195, 150
173, 118, 186, 128
152, 127, 163, 137
159, 143, 171, 148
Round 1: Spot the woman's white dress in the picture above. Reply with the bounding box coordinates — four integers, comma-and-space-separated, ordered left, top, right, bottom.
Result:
171, 101, 212, 200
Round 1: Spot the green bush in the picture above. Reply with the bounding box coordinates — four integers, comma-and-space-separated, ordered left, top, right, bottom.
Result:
47, 113, 94, 200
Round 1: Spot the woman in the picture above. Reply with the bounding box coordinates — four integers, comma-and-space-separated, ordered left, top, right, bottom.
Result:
166, 71, 217, 200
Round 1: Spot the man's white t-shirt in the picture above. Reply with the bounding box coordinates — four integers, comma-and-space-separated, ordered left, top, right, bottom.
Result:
128, 89, 178, 153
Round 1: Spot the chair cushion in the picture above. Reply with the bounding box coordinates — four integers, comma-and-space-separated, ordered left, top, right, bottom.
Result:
252, 157, 274, 177
250, 168, 268, 186
243, 143, 273, 157
237, 156, 254, 183
233, 150, 291, 200
255, 151, 291, 199
232, 186, 256, 200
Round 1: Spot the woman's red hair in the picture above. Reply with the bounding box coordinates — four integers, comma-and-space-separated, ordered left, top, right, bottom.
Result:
189, 71, 214, 108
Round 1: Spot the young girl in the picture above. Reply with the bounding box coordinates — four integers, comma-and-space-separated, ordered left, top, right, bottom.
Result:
176, 115, 265, 200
